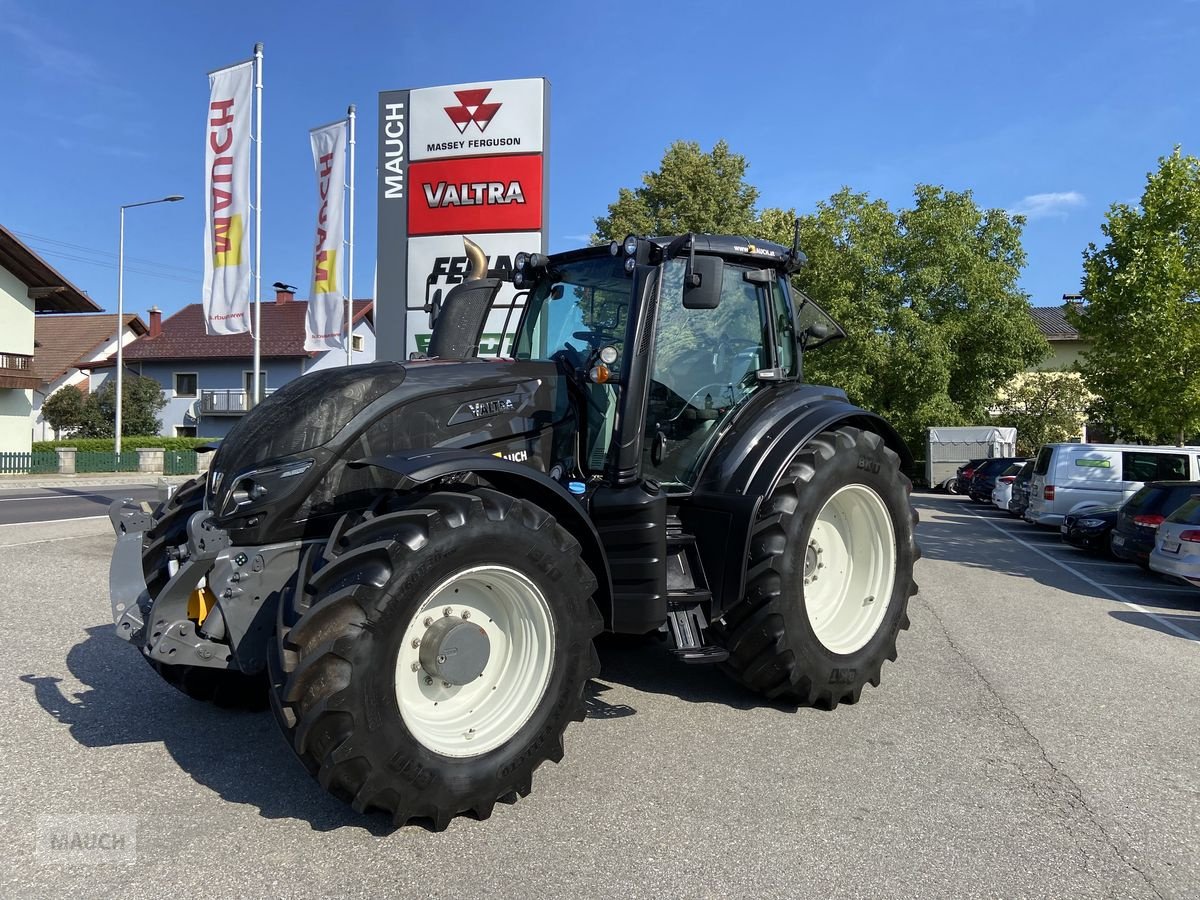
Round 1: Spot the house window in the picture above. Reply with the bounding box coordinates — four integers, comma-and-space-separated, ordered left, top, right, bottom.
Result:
175, 425, 197, 438
174, 373, 198, 397
352, 334, 365, 352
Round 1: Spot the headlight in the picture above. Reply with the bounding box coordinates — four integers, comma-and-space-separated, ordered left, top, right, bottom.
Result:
222, 458, 314, 516
1078, 517, 1107, 528
609, 241, 620, 256
623, 235, 638, 256
514, 252, 528, 271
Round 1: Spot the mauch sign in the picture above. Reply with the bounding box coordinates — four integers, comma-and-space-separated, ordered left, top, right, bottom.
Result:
376, 77, 549, 360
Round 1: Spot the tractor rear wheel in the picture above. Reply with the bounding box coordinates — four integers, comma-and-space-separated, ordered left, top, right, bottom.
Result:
715, 427, 918, 708
269, 487, 602, 829
140, 473, 268, 710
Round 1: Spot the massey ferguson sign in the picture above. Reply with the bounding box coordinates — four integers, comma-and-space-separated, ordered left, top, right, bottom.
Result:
377, 77, 548, 359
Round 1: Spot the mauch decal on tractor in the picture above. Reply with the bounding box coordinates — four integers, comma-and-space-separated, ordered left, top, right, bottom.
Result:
108, 227, 919, 831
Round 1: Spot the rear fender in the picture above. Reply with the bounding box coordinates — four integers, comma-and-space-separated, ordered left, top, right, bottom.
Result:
350, 449, 614, 627
686, 394, 912, 617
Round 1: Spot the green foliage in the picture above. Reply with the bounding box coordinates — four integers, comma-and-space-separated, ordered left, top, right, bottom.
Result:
594, 140, 760, 242
76, 375, 167, 438
31, 436, 216, 453
1074, 147, 1200, 445
994, 371, 1092, 455
40, 387, 87, 438
762, 187, 1047, 447
593, 141, 1049, 450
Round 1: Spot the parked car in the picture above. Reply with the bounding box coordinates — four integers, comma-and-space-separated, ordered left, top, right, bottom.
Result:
951, 458, 987, 495
1026, 443, 1200, 526
1007, 460, 1035, 518
967, 457, 1028, 503
1150, 493, 1200, 586
1110, 481, 1200, 568
1060, 507, 1118, 554
990, 462, 1023, 511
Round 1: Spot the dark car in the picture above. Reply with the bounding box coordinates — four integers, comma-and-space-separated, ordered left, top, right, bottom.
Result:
1110, 480, 1200, 568
1007, 459, 1036, 518
1061, 506, 1118, 553
953, 458, 988, 494
968, 457, 1029, 503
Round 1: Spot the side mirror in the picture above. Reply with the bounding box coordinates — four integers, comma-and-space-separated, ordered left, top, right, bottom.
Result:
682, 255, 723, 309
806, 321, 832, 340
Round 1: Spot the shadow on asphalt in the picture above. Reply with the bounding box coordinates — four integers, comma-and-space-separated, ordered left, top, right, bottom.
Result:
915, 494, 1200, 622
18, 624, 782, 832
1108, 610, 1200, 641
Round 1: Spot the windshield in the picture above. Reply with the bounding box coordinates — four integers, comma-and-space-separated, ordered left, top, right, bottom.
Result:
513, 254, 633, 368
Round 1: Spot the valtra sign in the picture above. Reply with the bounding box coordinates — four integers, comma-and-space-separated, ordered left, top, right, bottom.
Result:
377, 77, 549, 360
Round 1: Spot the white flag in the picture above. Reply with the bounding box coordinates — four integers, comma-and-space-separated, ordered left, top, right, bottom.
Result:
202, 60, 254, 335
305, 120, 348, 351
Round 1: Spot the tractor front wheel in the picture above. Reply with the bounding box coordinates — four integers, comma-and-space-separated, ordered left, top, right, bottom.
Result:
269, 487, 602, 829
715, 427, 918, 708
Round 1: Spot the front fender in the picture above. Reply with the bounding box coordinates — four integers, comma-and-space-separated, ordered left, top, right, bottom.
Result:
349, 449, 614, 627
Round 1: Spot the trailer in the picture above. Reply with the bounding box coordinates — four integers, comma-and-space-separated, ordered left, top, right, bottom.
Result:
926, 426, 1017, 492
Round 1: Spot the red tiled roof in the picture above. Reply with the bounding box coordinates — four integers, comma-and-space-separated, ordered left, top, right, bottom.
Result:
33, 313, 147, 383
116, 299, 373, 362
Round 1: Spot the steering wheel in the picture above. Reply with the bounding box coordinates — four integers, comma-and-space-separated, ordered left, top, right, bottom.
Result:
572, 330, 623, 348
664, 382, 732, 423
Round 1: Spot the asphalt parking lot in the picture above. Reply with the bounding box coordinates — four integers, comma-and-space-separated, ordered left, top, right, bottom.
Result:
2, 495, 1197, 899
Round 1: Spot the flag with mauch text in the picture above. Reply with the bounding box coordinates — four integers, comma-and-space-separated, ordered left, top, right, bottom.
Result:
305, 119, 348, 351
202, 60, 253, 335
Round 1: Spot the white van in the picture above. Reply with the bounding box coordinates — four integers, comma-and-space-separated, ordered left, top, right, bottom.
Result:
1026, 443, 1200, 526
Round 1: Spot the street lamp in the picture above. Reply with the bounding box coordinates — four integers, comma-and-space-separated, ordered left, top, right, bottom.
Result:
116, 195, 184, 455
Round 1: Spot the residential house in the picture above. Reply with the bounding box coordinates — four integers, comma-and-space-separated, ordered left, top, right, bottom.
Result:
93, 286, 375, 438
1027, 304, 1088, 371
31, 313, 147, 440
0, 225, 101, 452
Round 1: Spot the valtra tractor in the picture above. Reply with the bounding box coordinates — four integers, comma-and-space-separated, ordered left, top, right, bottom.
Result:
109, 231, 919, 829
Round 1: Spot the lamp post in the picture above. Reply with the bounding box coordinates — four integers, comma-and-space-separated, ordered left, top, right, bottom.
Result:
116, 195, 183, 456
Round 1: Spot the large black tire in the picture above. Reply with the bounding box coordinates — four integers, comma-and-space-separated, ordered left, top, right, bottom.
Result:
269, 487, 603, 829
714, 427, 918, 708
140, 473, 269, 710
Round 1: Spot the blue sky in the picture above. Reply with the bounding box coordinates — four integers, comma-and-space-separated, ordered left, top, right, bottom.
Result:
1, 0, 1197, 321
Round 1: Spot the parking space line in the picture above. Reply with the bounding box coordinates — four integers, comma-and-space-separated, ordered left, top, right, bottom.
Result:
0, 534, 92, 549
1096, 582, 1200, 595
964, 508, 1200, 644
0, 515, 107, 528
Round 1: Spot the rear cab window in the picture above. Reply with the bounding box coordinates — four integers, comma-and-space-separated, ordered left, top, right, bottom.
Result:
1122, 451, 1190, 483
1034, 447, 1053, 476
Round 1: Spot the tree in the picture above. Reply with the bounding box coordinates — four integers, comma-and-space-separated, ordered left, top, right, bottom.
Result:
1073, 148, 1200, 445
77, 374, 167, 438
594, 140, 760, 242
40, 387, 86, 438
593, 141, 1049, 450
994, 371, 1093, 455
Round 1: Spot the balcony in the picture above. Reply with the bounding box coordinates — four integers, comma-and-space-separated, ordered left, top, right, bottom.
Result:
0, 353, 38, 390
199, 388, 275, 415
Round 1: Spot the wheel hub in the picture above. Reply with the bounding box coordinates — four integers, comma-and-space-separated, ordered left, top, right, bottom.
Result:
803, 539, 824, 585
418, 616, 491, 685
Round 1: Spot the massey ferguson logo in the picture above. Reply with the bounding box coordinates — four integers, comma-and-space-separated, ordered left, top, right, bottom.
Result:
444, 89, 501, 134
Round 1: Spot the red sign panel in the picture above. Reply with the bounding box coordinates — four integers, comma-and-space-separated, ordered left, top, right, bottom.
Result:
408, 154, 543, 236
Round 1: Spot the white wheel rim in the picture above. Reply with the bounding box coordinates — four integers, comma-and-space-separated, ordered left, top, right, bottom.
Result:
803, 484, 897, 655
394, 565, 555, 758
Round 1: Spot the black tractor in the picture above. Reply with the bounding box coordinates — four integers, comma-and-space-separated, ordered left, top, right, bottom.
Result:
109, 231, 919, 829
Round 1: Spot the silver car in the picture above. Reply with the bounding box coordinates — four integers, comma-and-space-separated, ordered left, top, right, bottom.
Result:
1149, 493, 1200, 586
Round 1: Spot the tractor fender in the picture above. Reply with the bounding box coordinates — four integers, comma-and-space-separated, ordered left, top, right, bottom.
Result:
349, 449, 614, 627
686, 388, 913, 617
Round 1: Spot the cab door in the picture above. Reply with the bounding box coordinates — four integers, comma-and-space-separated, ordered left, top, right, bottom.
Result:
640, 259, 790, 489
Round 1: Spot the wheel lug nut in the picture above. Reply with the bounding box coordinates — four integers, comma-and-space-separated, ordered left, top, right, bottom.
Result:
424, 676, 433, 686
411, 662, 420, 672
423, 617, 433, 627
461, 610, 470, 620
442, 681, 451, 688
411, 638, 420, 648
443, 607, 453, 617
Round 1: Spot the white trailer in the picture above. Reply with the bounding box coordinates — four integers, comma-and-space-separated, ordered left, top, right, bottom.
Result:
926, 426, 1017, 492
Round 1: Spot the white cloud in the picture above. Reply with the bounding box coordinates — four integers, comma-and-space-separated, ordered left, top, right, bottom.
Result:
1008, 191, 1086, 220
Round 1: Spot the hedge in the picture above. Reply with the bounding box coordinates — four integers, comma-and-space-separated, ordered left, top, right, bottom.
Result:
32, 437, 220, 453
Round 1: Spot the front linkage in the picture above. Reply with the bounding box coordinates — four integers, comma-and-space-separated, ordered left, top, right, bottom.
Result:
109, 498, 299, 675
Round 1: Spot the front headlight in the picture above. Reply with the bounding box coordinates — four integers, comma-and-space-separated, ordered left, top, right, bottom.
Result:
1078, 517, 1107, 528
221, 458, 314, 516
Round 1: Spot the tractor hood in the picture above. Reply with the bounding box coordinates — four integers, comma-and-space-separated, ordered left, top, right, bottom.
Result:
206, 357, 569, 537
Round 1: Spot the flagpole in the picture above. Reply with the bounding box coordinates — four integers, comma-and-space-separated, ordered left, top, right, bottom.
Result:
346, 104, 356, 366
252, 41, 263, 403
